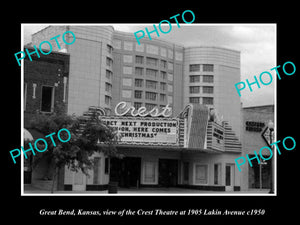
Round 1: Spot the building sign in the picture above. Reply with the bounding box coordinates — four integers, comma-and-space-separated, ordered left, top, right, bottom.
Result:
245, 121, 265, 132
206, 122, 225, 151
261, 126, 275, 147
101, 116, 183, 146
114, 101, 172, 117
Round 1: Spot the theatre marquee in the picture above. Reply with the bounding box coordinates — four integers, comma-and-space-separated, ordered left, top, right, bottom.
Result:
100, 116, 185, 147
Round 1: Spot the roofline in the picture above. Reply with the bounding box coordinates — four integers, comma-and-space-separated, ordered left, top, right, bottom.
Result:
184, 45, 241, 53
242, 104, 274, 109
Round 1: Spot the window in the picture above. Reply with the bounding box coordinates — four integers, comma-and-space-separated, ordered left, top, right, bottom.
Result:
189, 64, 200, 72
195, 164, 208, 184
106, 57, 113, 67
214, 164, 221, 185
144, 161, 156, 183
145, 92, 157, 101
183, 162, 189, 182
105, 95, 111, 105
105, 158, 109, 174
134, 90, 142, 99
203, 86, 214, 94
146, 80, 157, 89
160, 93, 166, 102
203, 75, 214, 83
190, 75, 200, 83
146, 68, 158, 78
203, 97, 214, 105
41, 86, 54, 112
105, 82, 112, 92
145, 103, 157, 111
106, 70, 112, 79
189, 97, 200, 104
93, 157, 101, 184
160, 60, 167, 69
135, 67, 143, 76
134, 102, 142, 109
203, 64, 214, 72
160, 71, 166, 80
146, 57, 158, 66
107, 44, 113, 54
135, 79, 143, 87
135, 55, 143, 64
24, 82, 27, 111
189, 86, 200, 94
160, 82, 166, 91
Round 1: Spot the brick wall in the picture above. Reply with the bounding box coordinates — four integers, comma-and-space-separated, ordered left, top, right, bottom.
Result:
24, 48, 70, 128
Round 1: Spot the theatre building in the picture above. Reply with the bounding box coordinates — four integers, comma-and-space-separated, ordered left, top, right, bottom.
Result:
29, 25, 244, 192
23, 46, 70, 188
63, 103, 242, 192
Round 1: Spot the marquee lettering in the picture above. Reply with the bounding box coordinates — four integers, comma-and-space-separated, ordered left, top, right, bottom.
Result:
114, 101, 172, 117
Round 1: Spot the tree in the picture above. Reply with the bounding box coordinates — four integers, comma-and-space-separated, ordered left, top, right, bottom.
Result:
28, 105, 119, 193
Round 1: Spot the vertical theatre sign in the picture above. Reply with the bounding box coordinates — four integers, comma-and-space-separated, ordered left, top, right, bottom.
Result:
206, 122, 225, 151
100, 102, 184, 146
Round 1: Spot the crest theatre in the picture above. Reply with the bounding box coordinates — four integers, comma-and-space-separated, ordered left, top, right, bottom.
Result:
63, 101, 243, 192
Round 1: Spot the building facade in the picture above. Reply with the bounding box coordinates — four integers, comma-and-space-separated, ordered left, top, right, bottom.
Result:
23, 46, 70, 190
61, 103, 242, 191
31, 26, 241, 135
241, 105, 274, 191
29, 25, 245, 192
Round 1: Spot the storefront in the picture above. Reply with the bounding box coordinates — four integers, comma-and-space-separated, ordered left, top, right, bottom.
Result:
63, 103, 242, 192
241, 105, 274, 191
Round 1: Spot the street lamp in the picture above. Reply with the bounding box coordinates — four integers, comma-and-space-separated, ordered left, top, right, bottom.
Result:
268, 120, 274, 194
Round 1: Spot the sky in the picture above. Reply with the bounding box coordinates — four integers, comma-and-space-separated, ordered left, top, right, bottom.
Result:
23, 23, 276, 108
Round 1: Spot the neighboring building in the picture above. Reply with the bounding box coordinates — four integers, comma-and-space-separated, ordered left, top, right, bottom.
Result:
23, 45, 70, 190
241, 105, 275, 191
32, 26, 114, 116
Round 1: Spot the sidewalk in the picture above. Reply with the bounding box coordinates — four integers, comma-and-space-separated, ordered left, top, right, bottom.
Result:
24, 184, 270, 195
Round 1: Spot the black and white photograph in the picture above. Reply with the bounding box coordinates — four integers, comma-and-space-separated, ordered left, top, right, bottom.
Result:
4, 5, 298, 224
21, 23, 276, 196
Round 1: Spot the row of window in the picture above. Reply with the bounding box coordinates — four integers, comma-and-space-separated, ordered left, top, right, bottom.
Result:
127, 67, 173, 81
134, 90, 167, 102
189, 86, 214, 94
143, 161, 221, 185
189, 97, 214, 105
113, 39, 183, 61
189, 64, 214, 72
132, 102, 168, 111
133, 56, 172, 70
190, 75, 214, 83
123, 78, 170, 91
122, 90, 173, 103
